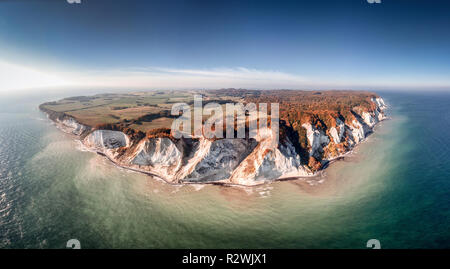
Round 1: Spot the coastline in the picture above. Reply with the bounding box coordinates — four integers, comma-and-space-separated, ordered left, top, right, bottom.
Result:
40, 104, 388, 188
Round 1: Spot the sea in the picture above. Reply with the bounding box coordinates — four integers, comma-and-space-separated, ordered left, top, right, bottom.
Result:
0, 89, 449, 248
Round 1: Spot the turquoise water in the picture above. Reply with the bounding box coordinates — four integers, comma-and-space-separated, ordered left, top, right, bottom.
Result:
0, 90, 449, 249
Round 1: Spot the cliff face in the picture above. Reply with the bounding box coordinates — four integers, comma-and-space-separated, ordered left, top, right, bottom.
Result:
41, 95, 387, 186
298, 97, 387, 171
39, 104, 91, 138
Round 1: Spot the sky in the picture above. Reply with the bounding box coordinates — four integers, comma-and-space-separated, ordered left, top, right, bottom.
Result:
0, 0, 450, 92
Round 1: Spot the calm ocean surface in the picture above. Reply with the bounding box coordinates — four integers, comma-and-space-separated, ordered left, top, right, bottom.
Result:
0, 90, 449, 249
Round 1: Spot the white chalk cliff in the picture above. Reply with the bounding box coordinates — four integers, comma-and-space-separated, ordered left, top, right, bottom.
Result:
43, 97, 387, 186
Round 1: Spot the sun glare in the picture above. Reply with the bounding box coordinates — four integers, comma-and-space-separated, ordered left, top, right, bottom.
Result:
0, 61, 70, 92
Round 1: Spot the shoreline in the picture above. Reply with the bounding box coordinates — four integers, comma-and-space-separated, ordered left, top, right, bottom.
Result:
41, 109, 388, 188
76, 135, 323, 188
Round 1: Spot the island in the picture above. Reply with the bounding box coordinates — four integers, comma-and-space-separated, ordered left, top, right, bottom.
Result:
39, 89, 387, 186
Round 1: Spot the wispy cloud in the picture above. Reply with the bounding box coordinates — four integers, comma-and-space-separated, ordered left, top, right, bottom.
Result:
1, 60, 450, 92
71, 66, 309, 89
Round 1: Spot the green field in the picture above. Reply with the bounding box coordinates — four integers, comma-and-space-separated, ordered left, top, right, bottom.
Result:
40, 90, 243, 133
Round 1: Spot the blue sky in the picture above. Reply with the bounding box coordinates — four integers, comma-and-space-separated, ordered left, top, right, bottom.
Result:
0, 0, 450, 91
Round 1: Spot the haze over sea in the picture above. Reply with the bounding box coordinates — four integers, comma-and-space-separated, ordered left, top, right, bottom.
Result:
0, 89, 449, 248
